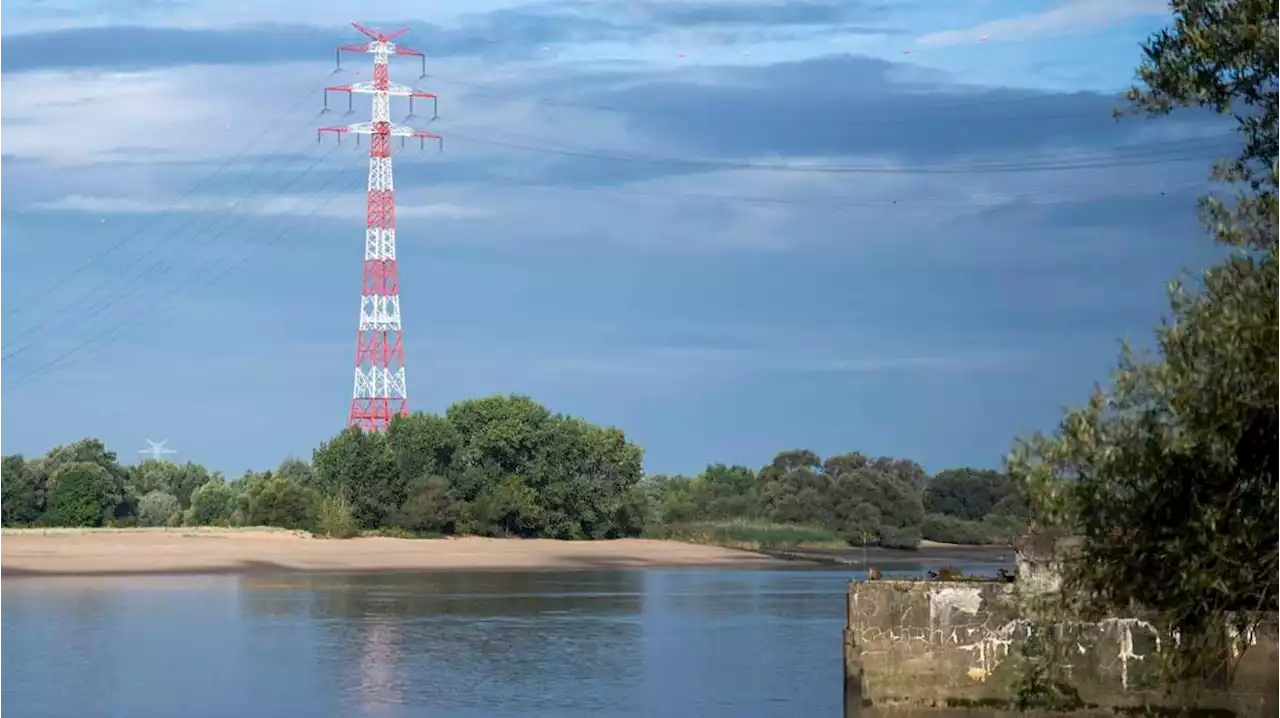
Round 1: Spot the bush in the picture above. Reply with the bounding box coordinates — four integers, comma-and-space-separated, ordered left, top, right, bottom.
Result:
877, 524, 922, 549
242, 475, 317, 530
655, 519, 841, 548
316, 494, 359, 538
137, 490, 181, 527
921, 513, 992, 545
188, 480, 237, 526
392, 475, 456, 534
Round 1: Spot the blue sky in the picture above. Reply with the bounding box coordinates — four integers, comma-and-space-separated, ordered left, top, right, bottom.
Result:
0, 0, 1236, 477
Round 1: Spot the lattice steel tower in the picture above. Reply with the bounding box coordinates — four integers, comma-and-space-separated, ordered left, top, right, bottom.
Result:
319, 23, 441, 432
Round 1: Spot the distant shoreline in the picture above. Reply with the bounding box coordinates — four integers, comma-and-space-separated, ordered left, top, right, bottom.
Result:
759, 542, 1016, 568
0, 528, 792, 579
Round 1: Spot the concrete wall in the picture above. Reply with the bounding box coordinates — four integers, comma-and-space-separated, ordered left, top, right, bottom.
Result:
843, 580, 1278, 717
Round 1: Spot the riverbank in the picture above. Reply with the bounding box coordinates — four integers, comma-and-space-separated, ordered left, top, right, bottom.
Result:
0, 527, 793, 578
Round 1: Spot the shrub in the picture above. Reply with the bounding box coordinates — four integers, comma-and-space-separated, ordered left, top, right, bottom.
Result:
877, 524, 922, 549
188, 480, 238, 526
316, 494, 359, 539
921, 513, 992, 545
137, 490, 181, 527
392, 475, 456, 535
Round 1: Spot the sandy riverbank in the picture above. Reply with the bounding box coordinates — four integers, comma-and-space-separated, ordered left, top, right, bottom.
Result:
0, 527, 790, 578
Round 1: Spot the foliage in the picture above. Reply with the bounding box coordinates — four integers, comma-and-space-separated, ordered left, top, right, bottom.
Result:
312, 427, 402, 529
315, 493, 359, 539
650, 519, 841, 549
129, 460, 213, 509
137, 491, 182, 527
1124, 0, 1277, 268
921, 513, 993, 546
42, 462, 120, 527
391, 475, 457, 534
187, 480, 237, 526
240, 473, 318, 531
2, 455, 43, 526
923, 468, 1018, 522
1012, 0, 1279, 689
4, 395, 1020, 551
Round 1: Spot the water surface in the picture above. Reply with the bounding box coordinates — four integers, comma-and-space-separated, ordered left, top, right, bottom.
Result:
2, 559, 1006, 718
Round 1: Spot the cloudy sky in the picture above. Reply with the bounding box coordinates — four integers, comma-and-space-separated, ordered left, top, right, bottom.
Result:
0, 0, 1235, 477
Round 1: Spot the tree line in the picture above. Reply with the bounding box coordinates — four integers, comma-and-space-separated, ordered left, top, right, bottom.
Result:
2, 394, 1026, 547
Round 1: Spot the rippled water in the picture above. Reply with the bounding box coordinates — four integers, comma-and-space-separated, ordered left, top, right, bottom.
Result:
2, 560, 1006, 718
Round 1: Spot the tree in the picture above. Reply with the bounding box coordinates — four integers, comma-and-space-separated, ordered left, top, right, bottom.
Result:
923, 468, 1013, 521
311, 427, 402, 529
393, 475, 457, 534
241, 474, 318, 530
462, 474, 542, 537
387, 413, 459, 485
40, 438, 130, 520
129, 460, 212, 509
1124, 1, 1277, 261
137, 491, 181, 527
274, 458, 314, 487
1012, 236, 1278, 653
2, 455, 43, 526
1013, 0, 1278, 684
43, 462, 120, 527
188, 480, 237, 526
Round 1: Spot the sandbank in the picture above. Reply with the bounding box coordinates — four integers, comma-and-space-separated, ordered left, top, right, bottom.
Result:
0, 527, 791, 578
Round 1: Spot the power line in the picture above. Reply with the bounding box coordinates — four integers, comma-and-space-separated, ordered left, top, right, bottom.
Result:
2, 147, 354, 364
1, 76, 336, 320
424, 72, 1153, 125
442, 126, 1236, 175
2, 155, 367, 388
3, 133, 342, 343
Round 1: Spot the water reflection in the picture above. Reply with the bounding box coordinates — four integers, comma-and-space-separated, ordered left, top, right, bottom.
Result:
3, 562, 1007, 718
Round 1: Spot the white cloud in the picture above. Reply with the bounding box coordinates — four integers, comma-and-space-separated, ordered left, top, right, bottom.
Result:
916, 0, 1168, 47
0, 1, 527, 33
1, 62, 333, 167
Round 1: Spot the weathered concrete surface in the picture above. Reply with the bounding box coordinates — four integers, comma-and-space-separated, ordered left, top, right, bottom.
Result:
846, 580, 1278, 717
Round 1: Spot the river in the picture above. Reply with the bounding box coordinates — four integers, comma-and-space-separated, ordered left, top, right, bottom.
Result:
2, 559, 1007, 718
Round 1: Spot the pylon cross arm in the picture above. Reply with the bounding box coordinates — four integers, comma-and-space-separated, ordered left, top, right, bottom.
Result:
320, 122, 439, 137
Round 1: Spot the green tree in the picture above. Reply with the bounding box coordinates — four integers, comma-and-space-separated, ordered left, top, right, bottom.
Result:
393, 475, 457, 534
387, 413, 459, 484
137, 490, 181, 527
1014, 0, 1278, 684
40, 438, 130, 520
274, 457, 314, 486
242, 474, 318, 530
129, 460, 213, 508
311, 427, 402, 529
187, 480, 238, 526
923, 468, 1014, 521
2, 455, 43, 526
43, 462, 120, 527
1124, 0, 1277, 197
462, 474, 542, 537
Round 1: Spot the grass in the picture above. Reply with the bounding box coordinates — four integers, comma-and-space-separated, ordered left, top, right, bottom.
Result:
647, 519, 845, 551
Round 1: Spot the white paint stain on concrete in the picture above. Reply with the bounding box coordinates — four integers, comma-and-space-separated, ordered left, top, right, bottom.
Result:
928, 587, 983, 625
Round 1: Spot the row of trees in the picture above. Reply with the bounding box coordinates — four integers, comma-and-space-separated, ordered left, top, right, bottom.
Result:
2, 396, 1025, 547
2, 395, 648, 539
647, 455, 1026, 548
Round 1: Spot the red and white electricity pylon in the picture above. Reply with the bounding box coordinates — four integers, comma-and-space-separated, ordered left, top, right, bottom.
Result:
319, 23, 442, 432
